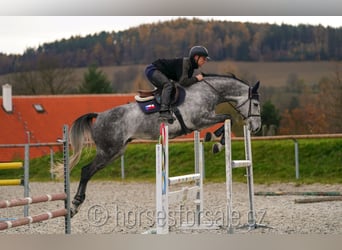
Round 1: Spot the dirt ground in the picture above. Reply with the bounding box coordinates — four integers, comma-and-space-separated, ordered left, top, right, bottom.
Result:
1, 181, 342, 234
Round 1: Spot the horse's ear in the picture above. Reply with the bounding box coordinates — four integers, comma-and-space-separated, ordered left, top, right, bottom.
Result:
252, 81, 260, 93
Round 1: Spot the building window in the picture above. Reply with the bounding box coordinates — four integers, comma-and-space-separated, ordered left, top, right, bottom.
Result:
33, 104, 45, 113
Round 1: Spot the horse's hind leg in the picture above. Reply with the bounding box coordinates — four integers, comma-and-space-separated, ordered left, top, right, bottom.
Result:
71, 152, 118, 217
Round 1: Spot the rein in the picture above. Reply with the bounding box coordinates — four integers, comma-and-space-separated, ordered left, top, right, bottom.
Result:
203, 79, 223, 98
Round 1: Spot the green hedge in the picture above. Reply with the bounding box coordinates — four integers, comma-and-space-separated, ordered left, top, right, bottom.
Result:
1, 138, 341, 184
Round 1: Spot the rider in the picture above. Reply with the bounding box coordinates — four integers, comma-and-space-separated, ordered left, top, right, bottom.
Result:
145, 45, 210, 123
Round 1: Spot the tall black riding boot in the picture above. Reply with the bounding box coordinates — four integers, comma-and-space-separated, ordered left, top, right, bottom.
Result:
159, 82, 174, 124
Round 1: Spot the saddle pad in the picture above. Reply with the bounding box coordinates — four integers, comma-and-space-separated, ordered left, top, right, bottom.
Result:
137, 99, 161, 114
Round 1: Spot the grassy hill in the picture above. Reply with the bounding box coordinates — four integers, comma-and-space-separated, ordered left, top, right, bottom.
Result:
2, 137, 340, 184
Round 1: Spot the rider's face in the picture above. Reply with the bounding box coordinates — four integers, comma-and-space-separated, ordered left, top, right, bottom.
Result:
194, 55, 208, 67
197, 56, 208, 67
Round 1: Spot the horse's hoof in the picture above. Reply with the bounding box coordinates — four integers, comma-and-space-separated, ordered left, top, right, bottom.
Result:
70, 197, 84, 218
70, 204, 81, 218
70, 207, 77, 218
212, 143, 222, 154
204, 132, 212, 142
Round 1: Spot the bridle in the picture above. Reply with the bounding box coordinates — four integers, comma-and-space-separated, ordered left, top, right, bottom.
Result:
235, 87, 260, 120
203, 79, 260, 120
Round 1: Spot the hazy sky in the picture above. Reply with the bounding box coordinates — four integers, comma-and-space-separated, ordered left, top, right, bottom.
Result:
0, 16, 341, 55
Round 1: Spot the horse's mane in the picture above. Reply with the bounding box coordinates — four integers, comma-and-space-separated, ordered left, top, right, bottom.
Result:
202, 72, 250, 86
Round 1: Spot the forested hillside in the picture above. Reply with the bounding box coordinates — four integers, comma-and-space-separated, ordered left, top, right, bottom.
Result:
0, 18, 341, 135
0, 18, 341, 75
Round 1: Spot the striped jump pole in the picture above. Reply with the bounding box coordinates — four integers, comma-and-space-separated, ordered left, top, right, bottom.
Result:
0, 193, 67, 209
0, 125, 71, 234
0, 209, 67, 230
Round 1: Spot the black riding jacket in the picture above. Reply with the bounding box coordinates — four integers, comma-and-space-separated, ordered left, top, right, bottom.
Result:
152, 57, 199, 87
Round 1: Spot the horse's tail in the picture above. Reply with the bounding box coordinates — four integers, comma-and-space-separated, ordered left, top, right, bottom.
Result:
69, 113, 98, 170
53, 113, 98, 179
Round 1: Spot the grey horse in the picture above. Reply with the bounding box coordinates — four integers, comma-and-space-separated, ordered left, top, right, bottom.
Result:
55, 73, 261, 217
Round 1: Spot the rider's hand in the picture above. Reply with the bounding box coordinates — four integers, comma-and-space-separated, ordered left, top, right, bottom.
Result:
196, 74, 203, 81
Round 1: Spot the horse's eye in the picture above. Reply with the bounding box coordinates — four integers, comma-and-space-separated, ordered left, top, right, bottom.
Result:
254, 103, 259, 107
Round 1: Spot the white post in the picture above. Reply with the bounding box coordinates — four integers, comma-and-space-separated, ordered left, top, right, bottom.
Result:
244, 125, 256, 228
63, 125, 71, 234
23, 144, 30, 217
293, 139, 299, 179
194, 131, 204, 226
121, 155, 125, 179
225, 119, 234, 233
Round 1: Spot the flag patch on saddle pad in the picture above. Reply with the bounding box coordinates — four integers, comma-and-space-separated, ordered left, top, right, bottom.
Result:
144, 104, 156, 111
136, 99, 160, 114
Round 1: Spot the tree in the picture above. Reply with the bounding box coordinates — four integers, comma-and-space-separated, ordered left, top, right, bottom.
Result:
79, 65, 112, 93
317, 63, 342, 133
279, 104, 328, 135
9, 70, 39, 95
9, 55, 75, 95
260, 100, 281, 135
286, 73, 305, 93
38, 56, 75, 94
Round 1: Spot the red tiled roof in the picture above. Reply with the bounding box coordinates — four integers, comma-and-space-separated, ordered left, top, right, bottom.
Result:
0, 94, 224, 161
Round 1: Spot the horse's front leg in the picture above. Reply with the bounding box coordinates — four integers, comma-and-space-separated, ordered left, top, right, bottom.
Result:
202, 114, 233, 154
203, 114, 232, 141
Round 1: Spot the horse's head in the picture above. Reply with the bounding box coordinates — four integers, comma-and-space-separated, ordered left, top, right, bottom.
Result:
201, 73, 261, 133
234, 81, 261, 134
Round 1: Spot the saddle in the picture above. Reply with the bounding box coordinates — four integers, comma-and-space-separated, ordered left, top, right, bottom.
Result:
135, 85, 185, 114
135, 84, 191, 135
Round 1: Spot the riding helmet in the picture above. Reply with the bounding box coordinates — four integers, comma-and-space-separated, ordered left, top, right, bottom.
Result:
189, 46, 211, 60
